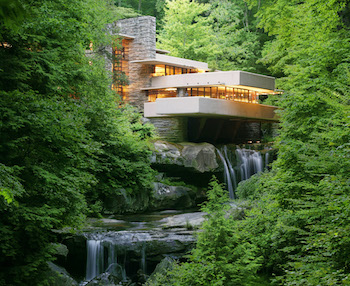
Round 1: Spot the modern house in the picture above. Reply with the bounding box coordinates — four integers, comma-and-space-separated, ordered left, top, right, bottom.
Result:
107, 16, 278, 143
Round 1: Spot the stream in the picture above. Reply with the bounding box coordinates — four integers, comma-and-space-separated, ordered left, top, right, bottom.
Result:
58, 146, 274, 285
60, 210, 202, 285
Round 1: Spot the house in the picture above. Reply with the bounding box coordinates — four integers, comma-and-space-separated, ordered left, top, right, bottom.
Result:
106, 16, 278, 143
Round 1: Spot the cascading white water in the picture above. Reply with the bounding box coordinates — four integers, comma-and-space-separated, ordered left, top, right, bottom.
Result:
84, 236, 147, 283
86, 240, 104, 281
216, 148, 235, 199
265, 152, 269, 170
236, 148, 263, 181
140, 244, 147, 273
223, 146, 237, 190
217, 146, 265, 198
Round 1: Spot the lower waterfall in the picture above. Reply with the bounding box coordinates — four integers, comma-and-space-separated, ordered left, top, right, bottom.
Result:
217, 146, 269, 199
86, 240, 104, 281
83, 239, 129, 284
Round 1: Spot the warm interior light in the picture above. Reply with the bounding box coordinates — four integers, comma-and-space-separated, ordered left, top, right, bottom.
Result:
152, 65, 166, 77
0, 42, 12, 48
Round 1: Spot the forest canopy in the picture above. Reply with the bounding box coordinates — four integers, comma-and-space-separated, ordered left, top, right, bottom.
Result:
0, 0, 155, 284
1, 0, 350, 285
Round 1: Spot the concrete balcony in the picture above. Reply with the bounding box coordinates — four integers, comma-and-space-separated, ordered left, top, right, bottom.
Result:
144, 70, 275, 92
144, 97, 279, 122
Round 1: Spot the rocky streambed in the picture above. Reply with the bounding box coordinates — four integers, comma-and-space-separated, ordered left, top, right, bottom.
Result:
55, 211, 206, 286
52, 141, 276, 285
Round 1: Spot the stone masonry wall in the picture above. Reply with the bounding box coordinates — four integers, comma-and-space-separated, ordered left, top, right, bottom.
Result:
116, 16, 156, 110
150, 118, 188, 143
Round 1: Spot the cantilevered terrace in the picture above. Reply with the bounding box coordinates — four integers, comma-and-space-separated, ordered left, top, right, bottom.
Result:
113, 16, 278, 143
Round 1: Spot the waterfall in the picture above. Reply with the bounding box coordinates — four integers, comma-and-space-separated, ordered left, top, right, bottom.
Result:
107, 244, 116, 271
265, 152, 269, 170
235, 148, 263, 181
84, 236, 147, 283
140, 243, 147, 273
86, 240, 104, 281
216, 148, 235, 199
217, 146, 266, 198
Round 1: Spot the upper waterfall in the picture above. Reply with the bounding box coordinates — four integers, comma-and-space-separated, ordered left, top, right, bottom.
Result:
216, 146, 269, 199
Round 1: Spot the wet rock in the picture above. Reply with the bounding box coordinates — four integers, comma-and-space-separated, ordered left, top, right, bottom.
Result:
145, 257, 175, 286
103, 189, 149, 214
61, 235, 87, 280
152, 141, 218, 173
86, 272, 121, 286
181, 143, 219, 172
150, 183, 196, 210
83, 229, 196, 263
47, 262, 78, 286
159, 212, 206, 229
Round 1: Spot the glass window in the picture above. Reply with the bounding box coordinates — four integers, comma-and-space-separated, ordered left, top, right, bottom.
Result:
198, 88, 205, 97
152, 65, 165, 77
175, 67, 182, 75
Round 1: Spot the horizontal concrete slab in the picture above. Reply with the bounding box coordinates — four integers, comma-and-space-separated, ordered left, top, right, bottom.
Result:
146, 71, 275, 92
144, 97, 279, 121
131, 53, 209, 70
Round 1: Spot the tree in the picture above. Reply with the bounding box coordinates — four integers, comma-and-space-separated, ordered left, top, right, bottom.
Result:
0, 0, 156, 284
147, 178, 263, 286
151, 1, 350, 284
207, 0, 270, 73
157, 0, 215, 63
247, 0, 350, 93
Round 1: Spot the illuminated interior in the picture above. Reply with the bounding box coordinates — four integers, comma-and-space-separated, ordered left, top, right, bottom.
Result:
112, 38, 130, 100
147, 86, 260, 103
151, 65, 204, 77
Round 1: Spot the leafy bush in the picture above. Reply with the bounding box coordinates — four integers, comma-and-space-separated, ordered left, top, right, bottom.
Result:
147, 178, 263, 286
0, 1, 157, 284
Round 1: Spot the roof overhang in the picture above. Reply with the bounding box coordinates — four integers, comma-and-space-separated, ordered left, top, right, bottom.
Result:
131, 53, 209, 71
143, 71, 275, 93
156, 48, 171, 54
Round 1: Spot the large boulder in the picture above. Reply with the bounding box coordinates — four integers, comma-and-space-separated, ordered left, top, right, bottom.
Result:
46, 262, 78, 286
86, 272, 121, 286
159, 212, 206, 229
145, 257, 175, 286
150, 183, 196, 210
152, 141, 219, 173
103, 189, 150, 214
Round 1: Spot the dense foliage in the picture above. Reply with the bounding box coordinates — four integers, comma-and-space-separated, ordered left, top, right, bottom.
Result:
118, 0, 270, 72
0, 0, 155, 284
147, 0, 350, 285
1, 0, 349, 285
157, 0, 215, 63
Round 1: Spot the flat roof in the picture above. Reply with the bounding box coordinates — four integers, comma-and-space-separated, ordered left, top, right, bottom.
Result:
131, 53, 209, 71
156, 48, 171, 54
142, 71, 275, 92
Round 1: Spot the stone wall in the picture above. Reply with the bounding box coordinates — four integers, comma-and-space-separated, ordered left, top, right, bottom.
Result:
150, 118, 188, 142
116, 16, 156, 110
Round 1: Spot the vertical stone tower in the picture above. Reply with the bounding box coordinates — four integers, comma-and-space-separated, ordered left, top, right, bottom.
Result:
114, 16, 156, 110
